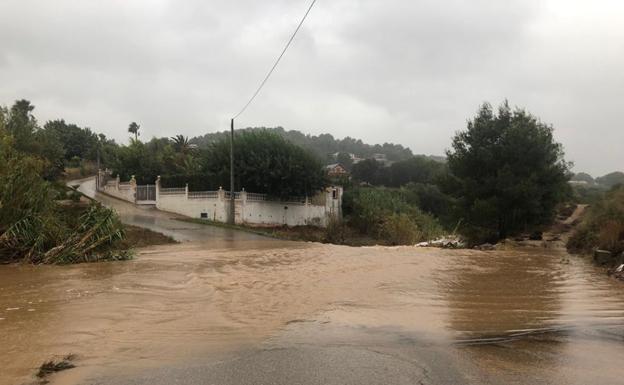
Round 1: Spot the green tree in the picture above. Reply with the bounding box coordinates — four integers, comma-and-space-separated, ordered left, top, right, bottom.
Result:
2, 100, 65, 179
388, 156, 445, 187
352, 158, 383, 185
6, 99, 37, 153
44, 120, 99, 161
200, 130, 327, 197
446, 101, 571, 242
128, 122, 140, 141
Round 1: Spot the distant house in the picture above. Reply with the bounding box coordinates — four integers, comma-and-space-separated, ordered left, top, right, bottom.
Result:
371, 153, 392, 166
330, 152, 365, 164
325, 163, 349, 178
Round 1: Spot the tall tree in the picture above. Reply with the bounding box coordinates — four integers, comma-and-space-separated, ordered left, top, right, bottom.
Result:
200, 130, 327, 197
6, 99, 37, 153
446, 101, 571, 242
352, 159, 382, 185
2, 100, 64, 179
128, 122, 140, 141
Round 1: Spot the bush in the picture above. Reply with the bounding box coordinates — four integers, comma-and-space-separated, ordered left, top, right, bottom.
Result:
161, 173, 219, 191
379, 213, 421, 245
343, 187, 443, 244
568, 185, 624, 255
323, 215, 347, 244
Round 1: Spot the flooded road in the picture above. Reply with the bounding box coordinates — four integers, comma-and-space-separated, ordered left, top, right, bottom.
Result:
1, 181, 624, 384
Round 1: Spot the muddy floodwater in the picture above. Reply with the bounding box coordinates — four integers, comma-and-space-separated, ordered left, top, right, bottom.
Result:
1, 180, 624, 384
2, 241, 624, 384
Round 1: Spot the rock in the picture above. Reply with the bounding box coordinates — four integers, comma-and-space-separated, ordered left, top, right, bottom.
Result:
615, 252, 624, 266
608, 263, 624, 281
419, 236, 465, 249
475, 243, 495, 251
529, 231, 543, 241
593, 249, 613, 265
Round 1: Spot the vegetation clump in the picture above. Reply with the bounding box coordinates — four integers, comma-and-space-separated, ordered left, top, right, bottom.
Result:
568, 185, 624, 257
343, 187, 443, 245
0, 102, 131, 264
37, 355, 76, 379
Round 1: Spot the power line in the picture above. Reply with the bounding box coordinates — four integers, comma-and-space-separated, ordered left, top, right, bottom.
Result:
233, 0, 317, 120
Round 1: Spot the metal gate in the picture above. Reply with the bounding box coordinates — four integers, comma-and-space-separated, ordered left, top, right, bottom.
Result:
136, 184, 156, 203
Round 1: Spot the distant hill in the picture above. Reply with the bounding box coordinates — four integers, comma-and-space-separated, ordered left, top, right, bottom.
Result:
190, 127, 418, 163
571, 172, 595, 184
596, 171, 624, 189
572, 171, 624, 189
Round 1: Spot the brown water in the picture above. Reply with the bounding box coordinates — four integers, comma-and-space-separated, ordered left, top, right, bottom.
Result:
2, 239, 624, 384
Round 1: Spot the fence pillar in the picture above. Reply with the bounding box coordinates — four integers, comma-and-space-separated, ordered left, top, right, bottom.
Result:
240, 189, 247, 224
130, 175, 137, 203
115, 175, 120, 190
185, 183, 189, 200
155, 176, 161, 205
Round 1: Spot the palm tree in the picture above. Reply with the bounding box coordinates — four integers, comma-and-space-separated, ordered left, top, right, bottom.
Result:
171, 134, 190, 154
128, 122, 140, 141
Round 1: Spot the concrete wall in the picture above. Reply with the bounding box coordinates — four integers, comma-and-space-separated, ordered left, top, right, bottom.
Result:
97, 170, 343, 228
240, 200, 327, 227
99, 173, 136, 203
156, 181, 343, 228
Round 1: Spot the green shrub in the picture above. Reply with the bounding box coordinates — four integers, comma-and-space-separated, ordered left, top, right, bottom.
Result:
343, 187, 443, 244
379, 213, 421, 245
323, 215, 347, 244
567, 185, 624, 255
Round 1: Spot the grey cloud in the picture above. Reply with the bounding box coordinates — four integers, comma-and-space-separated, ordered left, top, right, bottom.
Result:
0, 0, 622, 175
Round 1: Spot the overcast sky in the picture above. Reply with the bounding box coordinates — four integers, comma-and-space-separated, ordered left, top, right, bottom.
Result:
1, 0, 622, 175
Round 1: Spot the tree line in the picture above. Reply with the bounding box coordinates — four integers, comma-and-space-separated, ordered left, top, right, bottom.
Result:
1, 98, 576, 246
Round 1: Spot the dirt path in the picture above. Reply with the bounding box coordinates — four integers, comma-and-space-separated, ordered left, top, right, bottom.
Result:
564, 204, 588, 226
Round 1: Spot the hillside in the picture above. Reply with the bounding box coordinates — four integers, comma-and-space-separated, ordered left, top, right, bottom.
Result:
572, 171, 624, 189
190, 127, 417, 163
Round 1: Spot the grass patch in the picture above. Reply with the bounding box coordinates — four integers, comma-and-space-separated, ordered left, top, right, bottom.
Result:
119, 225, 177, 248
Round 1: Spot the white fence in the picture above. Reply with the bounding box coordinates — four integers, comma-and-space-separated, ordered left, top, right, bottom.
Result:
96, 170, 342, 227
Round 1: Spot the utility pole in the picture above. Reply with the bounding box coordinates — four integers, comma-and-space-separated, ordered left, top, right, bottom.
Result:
229, 118, 235, 224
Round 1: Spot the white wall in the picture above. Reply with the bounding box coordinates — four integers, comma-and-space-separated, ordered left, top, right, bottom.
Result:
97, 170, 343, 228
101, 183, 135, 203
157, 194, 229, 222
241, 201, 327, 226
156, 187, 342, 228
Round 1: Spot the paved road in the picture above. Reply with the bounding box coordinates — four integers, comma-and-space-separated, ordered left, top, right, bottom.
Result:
75, 177, 271, 245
